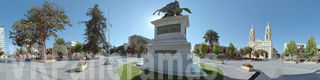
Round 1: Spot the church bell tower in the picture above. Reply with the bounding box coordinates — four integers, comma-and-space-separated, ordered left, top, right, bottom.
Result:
249, 24, 255, 42
265, 22, 271, 41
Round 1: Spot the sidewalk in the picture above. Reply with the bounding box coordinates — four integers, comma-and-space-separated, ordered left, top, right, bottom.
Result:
208, 60, 256, 80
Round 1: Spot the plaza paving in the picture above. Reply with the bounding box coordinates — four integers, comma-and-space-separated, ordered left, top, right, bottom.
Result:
0, 55, 142, 80
204, 59, 320, 80
0, 55, 319, 80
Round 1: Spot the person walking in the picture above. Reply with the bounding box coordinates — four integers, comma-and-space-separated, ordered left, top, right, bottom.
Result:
281, 57, 284, 63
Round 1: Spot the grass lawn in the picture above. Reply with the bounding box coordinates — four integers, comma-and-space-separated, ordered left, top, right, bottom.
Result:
117, 62, 224, 80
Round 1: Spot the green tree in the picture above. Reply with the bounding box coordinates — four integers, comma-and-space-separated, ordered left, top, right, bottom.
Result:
243, 47, 250, 58
203, 29, 219, 49
253, 49, 267, 58
46, 48, 53, 54
253, 50, 259, 58
212, 43, 221, 55
54, 38, 68, 59
55, 38, 65, 45
83, 4, 107, 56
74, 42, 84, 53
305, 36, 318, 59
9, 20, 37, 54
11, 1, 72, 60
284, 41, 297, 57
0, 52, 3, 57
0, 48, 4, 58
192, 47, 199, 54
16, 48, 23, 55
273, 48, 279, 58
259, 49, 267, 57
138, 45, 146, 58
227, 43, 235, 58
53, 45, 68, 59
199, 43, 208, 58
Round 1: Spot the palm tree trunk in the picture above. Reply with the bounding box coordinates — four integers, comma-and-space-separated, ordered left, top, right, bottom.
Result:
209, 41, 213, 53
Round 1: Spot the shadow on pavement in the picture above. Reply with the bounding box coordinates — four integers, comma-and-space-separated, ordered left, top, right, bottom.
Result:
254, 70, 271, 80
65, 69, 81, 73
273, 70, 320, 80
128, 69, 240, 80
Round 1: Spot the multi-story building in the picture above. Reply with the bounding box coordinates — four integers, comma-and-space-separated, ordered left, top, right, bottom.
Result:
0, 26, 4, 51
127, 35, 151, 53
128, 34, 151, 46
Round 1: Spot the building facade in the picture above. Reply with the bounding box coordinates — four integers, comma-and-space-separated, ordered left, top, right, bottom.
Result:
128, 34, 151, 46
0, 26, 4, 51
248, 22, 273, 59
65, 41, 76, 49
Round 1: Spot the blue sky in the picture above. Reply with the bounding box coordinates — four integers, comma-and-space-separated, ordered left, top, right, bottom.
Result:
0, 0, 319, 53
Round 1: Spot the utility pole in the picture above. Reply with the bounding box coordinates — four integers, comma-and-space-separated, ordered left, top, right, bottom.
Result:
107, 0, 112, 54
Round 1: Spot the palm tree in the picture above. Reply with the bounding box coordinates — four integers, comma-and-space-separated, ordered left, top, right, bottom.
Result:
138, 45, 146, 58
203, 29, 219, 49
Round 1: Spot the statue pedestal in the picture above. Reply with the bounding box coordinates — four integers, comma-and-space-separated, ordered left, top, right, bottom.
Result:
142, 15, 206, 77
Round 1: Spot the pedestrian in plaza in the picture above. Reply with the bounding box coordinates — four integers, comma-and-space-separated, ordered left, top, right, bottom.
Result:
281, 57, 284, 63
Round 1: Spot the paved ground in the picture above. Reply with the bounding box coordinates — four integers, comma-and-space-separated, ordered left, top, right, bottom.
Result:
0, 56, 319, 80
0, 55, 142, 80
200, 59, 320, 80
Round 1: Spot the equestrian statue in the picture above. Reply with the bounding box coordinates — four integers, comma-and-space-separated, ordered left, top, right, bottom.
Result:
153, 1, 192, 18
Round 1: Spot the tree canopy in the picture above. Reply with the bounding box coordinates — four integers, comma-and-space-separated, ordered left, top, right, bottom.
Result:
203, 29, 219, 48
83, 4, 107, 55
212, 43, 221, 55
74, 42, 84, 53
9, 20, 37, 54
138, 45, 146, 53
284, 41, 297, 57
55, 38, 65, 45
199, 43, 208, 58
10, 1, 72, 59
243, 47, 250, 55
0, 48, 4, 57
305, 36, 318, 59
227, 43, 235, 58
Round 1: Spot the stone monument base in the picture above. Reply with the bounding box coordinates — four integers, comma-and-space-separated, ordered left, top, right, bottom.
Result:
141, 15, 206, 77
142, 53, 207, 77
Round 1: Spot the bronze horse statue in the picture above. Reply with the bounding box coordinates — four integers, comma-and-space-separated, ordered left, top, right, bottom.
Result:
153, 1, 191, 18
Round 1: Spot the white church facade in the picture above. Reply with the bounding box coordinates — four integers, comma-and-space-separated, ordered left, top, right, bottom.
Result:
248, 22, 273, 59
